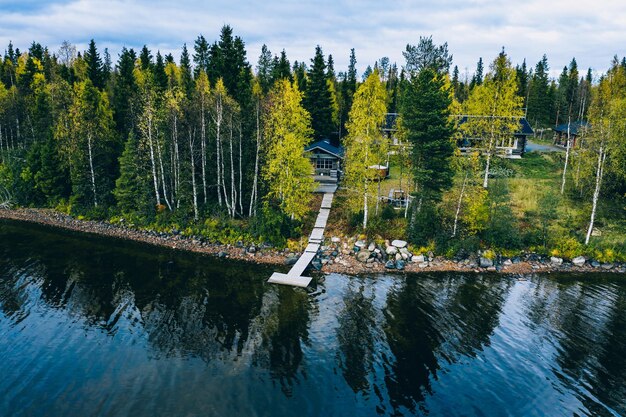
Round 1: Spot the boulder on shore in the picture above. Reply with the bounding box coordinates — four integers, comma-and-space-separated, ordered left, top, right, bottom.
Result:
385, 260, 396, 269
479, 257, 493, 268
386, 246, 398, 255
356, 250, 371, 263
391, 239, 407, 248
550, 256, 563, 265
413, 254, 425, 263
572, 256, 586, 267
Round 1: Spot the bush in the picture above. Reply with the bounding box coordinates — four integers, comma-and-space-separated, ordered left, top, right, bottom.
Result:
407, 202, 440, 246
549, 235, 583, 259
250, 204, 301, 247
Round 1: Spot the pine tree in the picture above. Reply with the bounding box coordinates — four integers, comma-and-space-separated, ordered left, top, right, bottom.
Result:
403, 36, 452, 75
304, 46, 335, 140
343, 70, 388, 229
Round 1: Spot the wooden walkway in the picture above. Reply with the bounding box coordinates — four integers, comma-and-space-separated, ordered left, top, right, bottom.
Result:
267, 190, 335, 288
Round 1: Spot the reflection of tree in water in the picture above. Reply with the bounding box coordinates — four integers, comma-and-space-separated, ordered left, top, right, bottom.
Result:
592, 286, 626, 416
253, 286, 312, 396
442, 275, 512, 359
335, 279, 377, 394
544, 278, 626, 416
139, 261, 267, 362
382, 273, 511, 414
0, 222, 271, 364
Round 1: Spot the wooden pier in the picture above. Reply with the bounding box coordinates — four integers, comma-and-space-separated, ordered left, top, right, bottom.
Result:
268, 187, 336, 287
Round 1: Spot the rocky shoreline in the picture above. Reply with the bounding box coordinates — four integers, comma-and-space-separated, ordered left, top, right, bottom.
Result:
1, 208, 624, 276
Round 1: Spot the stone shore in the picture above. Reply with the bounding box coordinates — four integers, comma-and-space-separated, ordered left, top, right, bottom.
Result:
1, 208, 624, 276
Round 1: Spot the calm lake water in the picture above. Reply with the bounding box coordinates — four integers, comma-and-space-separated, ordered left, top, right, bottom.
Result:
1, 220, 625, 417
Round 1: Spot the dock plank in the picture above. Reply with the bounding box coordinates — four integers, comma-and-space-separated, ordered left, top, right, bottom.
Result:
268, 272, 312, 288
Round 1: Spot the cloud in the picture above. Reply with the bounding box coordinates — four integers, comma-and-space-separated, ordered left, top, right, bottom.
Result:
0, 0, 624, 78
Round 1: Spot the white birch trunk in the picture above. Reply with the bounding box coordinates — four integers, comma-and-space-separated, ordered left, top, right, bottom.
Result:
229, 115, 236, 218
215, 98, 223, 206
585, 145, 606, 245
363, 180, 368, 230
249, 99, 261, 217
189, 129, 199, 221
452, 173, 468, 237
87, 133, 98, 207
201, 95, 208, 204
147, 108, 161, 206
173, 113, 181, 208
239, 125, 243, 216
155, 131, 172, 211
560, 117, 571, 194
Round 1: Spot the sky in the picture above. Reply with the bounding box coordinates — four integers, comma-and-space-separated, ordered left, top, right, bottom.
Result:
0, 0, 625, 79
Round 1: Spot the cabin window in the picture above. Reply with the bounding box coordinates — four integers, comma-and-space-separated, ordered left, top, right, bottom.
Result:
316, 159, 334, 170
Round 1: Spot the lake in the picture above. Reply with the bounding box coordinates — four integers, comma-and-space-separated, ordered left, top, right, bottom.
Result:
1, 219, 625, 416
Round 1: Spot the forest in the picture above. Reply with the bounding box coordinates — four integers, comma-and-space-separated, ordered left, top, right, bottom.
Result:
0, 26, 624, 261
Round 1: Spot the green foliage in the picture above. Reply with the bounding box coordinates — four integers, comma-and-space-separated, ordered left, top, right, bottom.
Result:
249, 204, 301, 246
114, 131, 154, 218
262, 79, 314, 220
408, 202, 440, 245
400, 67, 455, 200
343, 70, 388, 228
304, 45, 335, 140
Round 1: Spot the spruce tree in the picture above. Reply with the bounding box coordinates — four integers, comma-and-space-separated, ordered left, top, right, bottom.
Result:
401, 67, 455, 243
193, 35, 210, 77
527, 55, 552, 127
304, 46, 335, 140
179, 44, 194, 97
84, 39, 104, 89
112, 47, 137, 138
272, 50, 291, 83
115, 131, 152, 216
402, 67, 455, 200
154, 51, 168, 91
139, 46, 152, 70
256, 44, 273, 94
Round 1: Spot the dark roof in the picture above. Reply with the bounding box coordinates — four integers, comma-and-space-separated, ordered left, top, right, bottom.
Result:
553, 121, 589, 135
458, 116, 534, 136
305, 139, 345, 158
383, 113, 398, 131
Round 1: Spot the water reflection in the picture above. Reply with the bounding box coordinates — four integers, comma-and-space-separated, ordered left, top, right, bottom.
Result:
2, 220, 626, 417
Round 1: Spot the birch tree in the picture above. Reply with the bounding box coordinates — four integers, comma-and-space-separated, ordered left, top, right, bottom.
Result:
461, 50, 524, 188
195, 71, 210, 204
344, 71, 388, 230
262, 79, 314, 220
584, 63, 626, 245
59, 80, 115, 208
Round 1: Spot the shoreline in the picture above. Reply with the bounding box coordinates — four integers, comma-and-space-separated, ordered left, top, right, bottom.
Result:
0, 207, 624, 276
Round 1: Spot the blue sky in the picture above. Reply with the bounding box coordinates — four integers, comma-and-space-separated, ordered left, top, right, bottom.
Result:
0, 0, 625, 79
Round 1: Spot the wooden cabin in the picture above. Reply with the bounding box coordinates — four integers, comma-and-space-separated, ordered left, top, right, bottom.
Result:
553, 121, 588, 148
305, 139, 344, 183
457, 117, 534, 158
